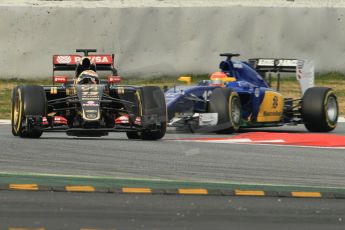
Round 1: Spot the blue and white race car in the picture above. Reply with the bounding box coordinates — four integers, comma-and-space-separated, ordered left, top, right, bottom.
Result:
165, 53, 338, 133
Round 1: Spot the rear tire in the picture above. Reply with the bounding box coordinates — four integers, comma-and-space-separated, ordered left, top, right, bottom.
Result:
209, 88, 241, 134
11, 85, 46, 138
301, 87, 338, 132
137, 86, 167, 140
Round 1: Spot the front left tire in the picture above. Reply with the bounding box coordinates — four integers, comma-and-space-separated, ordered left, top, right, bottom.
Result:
136, 86, 167, 140
208, 88, 242, 134
301, 87, 338, 132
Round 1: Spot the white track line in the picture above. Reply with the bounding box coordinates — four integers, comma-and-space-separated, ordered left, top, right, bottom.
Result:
0, 119, 10, 125
338, 117, 345, 123
176, 139, 345, 150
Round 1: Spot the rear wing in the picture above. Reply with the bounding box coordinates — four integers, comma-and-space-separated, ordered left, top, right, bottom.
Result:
53, 49, 117, 76
53, 54, 116, 74
248, 58, 314, 94
248, 58, 298, 73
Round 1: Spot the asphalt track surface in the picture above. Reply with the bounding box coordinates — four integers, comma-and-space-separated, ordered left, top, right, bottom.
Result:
0, 124, 345, 188
1, 124, 345, 229
0, 191, 344, 230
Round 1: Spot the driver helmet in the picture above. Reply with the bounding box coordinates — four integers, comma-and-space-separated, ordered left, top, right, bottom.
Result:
77, 70, 99, 84
209, 71, 228, 86
76, 57, 97, 77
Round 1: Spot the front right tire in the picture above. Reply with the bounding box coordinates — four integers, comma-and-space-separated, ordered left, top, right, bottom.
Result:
11, 85, 46, 138
126, 131, 141, 139
11, 86, 19, 136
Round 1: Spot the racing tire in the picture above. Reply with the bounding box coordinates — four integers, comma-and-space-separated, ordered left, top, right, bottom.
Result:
209, 88, 241, 134
11, 86, 19, 136
137, 86, 167, 140
11, 85, 46, 138
126, 131, 141, 139
301, 87, 338, 132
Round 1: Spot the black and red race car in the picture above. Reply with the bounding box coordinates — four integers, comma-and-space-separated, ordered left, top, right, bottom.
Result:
11, 49, 166, 140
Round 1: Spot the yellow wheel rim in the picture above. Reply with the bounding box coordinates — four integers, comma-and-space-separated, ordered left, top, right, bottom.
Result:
13, 88, 23, 133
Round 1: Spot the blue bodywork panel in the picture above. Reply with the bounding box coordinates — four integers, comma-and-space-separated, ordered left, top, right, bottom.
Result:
165, 59, 282, 125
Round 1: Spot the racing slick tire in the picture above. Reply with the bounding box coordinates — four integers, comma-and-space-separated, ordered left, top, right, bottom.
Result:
11, 85, 46, 138
126, 131, 141, 139
209, 88, 241, 134
136, 86, 167, 140
301, 87, 338, 132
11, 86, 19, 136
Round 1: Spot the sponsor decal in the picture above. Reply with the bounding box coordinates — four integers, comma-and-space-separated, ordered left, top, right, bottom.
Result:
82, 91, 99, 96
108, 76, 121, 84
85, 109, 98, 113
42, 117, 48, 125
276, 59, 298, 67
297, 59, 305, 70
56, 56, 72, 64
53, 116, 68, 125
257, 59, 275, 66
54, 55, 112, 65
80, 85, 100, 100
296, 59, 314, 95
117, 87, 125, 94
202, 90, 213, 100
115, 115, 129, 124
54, 75, 68, 83
82, 101, 99, 107
75, 56, 110, 64
42, 116, 67, 125
86, 113, 98, 119
135, 116, 141, 125
263, 111, 282, 116
115, 115, 142, 125
81, 85, 98, 91
82, 96, 100, 101
83, 108, 100, 120
272, 96, 278, 109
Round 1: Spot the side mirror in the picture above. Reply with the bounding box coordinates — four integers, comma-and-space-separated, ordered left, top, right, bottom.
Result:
222, 77, 236, 83
178, 76, 192, 84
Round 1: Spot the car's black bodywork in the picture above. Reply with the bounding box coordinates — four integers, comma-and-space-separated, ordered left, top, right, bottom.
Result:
11, 49, 167, 139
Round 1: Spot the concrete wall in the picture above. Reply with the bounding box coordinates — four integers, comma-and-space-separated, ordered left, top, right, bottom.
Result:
1, 0, 345, 78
